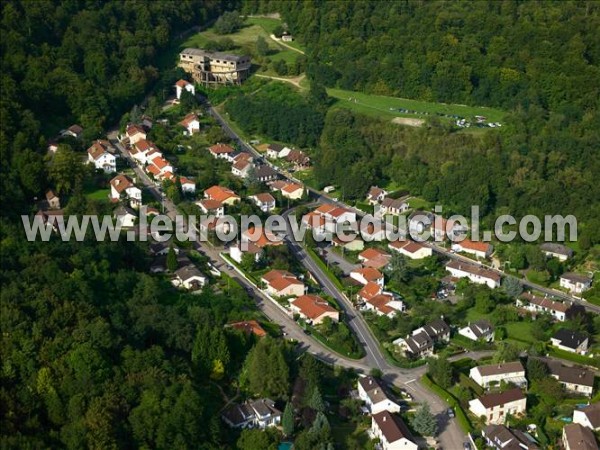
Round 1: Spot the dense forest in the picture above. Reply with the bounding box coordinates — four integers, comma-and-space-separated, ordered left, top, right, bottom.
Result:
0, 0, 224, 217
240, 0, 600, 241
225, 82, 325, 147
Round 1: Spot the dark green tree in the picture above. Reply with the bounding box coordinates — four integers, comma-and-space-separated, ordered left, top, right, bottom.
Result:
282, 402, 294, 437
411, 403, 438, 436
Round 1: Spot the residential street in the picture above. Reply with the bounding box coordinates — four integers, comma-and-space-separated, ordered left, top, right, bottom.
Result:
108, 100, 597, 450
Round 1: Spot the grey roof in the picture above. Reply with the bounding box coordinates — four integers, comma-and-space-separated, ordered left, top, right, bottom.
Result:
552, 329, 589, 350
422, 319, 450, 340
405, 331, 433, 355
180, 48, 246, 62
562, 424, 598, 450
478, 388, 525, 409
469, 319, 494, 338
249, 398, 281, 417
446, 260, 501, 282
547, 361, 594, 388
358, 376, 393, 405
175, 264, 205, 282
483, 424, 539, 450
578, 402, 600, 429
268, 143, 284, 151
540, 243, 573, 257
475, 361, 525, 377
254, 165, 278, 180
113, 205, 136, 217
372, 411, 414, 444
561, 272, 592, 284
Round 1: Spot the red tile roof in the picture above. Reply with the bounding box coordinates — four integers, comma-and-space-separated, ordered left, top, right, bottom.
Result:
456, 239, 491, 253
204, 185, 239, 203
358, 282, 382, 301
253, 193, 276, 204
110, 174, 135, 194
243, 227, 283, 248
126, 124, 146, 137
262, 269, 303, 292
209, 143, 234, 154
291, 295, 337, 320
175, 79, 191, 88
352, 267, 383, 283
227, 320, 267, 337
179, 113, 199, 128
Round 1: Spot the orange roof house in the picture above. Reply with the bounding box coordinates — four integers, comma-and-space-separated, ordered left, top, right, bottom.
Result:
290, 295, 339, 325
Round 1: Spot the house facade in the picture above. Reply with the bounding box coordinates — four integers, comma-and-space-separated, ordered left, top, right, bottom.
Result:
458, 319, 495, 342
221, 398, 281, 429
446, 261, 501, 288
560, 273, 592, 294
357, 376, 401, 415
469, 388, 527, 424
370, 411, 418, 450
469, 361, 527, 389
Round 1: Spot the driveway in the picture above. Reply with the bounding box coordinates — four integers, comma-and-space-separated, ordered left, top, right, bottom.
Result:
322, 245, 360, 276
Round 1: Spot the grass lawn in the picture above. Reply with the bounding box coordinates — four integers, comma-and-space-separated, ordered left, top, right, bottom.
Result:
247, 17, 306, 53
85, 188, 110, 201
407, 197, 432, 211
327, 87, 506, 123
182, 20, 302, 74
504, 321, 536, 343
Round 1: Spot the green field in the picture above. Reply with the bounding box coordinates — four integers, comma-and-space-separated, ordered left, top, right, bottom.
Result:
246, 17, 306, 53
85, 188, 110, 201
182, 18, 302, 70
327, 87, 506, 123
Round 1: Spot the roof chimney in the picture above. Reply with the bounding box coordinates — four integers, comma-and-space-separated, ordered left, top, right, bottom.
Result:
382, 415, 386, 422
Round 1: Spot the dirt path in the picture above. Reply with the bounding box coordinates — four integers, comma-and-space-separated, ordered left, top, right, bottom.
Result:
269, 34, 305, 55
255, 73, 306, 89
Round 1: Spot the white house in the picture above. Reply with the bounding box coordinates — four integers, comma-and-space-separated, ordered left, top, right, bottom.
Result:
180, 176, 196, 194
550, 329, 589, 354
266, 143, 291, 159
540, 243, 573, 261
261, 270, 304, 298
114, 205, 136, 228
222, 398, 281, 429
110, 174, 142, 208
196, 199, 225, 217
469, 361, 527, 389
388, 240, 433, 259
451, 239, 493, 259
366, 186, 388, 205
231, 153, 253, 178
61, 124, 83, 139
458, 319, 495, 342
560, 273, 592, 294
87, 140, 117, 173
562, 423, 599, 450
469, 388, 527, 424
516, 292, 570, 321
482, 425, 540, 450
126, 124, 146, 145
175, 79, 195, 99
289, 294, 339, 325
370, 410, 418, 450
573, 402, 600, 430
364, 293, 405, 318
379, 197, 409, 216
357, 376, 401, 415
249, 193, 276, 212
281, 182, 304, 199
446, 261, 501, 289
548, 361, 594, 399
172, 264, 207, 291
208, 143, 235, 159
350, 267, 384, 287
179, 112, 200, 135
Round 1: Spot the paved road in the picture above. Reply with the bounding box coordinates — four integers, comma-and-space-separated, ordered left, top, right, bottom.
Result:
206, 100, 596, 315
110, 130, 468, 449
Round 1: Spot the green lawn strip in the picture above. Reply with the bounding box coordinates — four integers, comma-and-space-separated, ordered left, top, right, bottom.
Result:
308, 325, 365, 360
420, 374, 473, 433
247, 17, 306, 53
548, 347, 600, 369
85, 188, 110, 201
327, 87, 505, 123
304, 245, 345, 291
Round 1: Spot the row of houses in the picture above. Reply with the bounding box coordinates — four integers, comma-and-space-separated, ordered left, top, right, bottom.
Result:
357, 376, 418, 450
265, 143, 311, 170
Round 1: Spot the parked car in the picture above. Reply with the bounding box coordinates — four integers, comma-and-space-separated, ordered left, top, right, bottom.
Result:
447, 408, 455, 418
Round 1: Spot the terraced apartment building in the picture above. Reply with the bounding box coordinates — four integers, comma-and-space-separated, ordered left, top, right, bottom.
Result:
178, 48, 251, 86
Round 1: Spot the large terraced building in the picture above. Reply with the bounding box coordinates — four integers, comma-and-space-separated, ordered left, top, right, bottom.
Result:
178, 48, 251, 86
